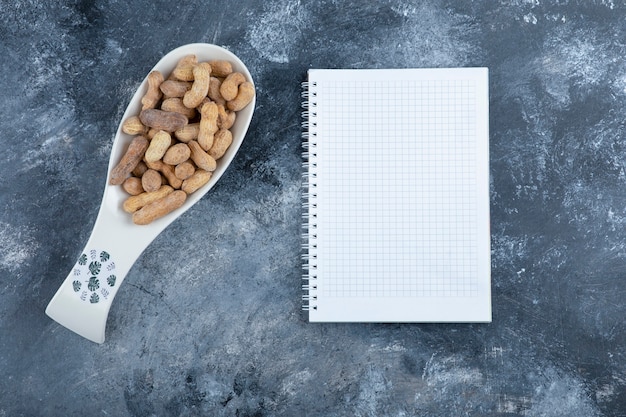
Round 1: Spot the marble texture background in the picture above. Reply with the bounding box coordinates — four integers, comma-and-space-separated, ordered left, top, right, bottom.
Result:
1, 1, 625, 416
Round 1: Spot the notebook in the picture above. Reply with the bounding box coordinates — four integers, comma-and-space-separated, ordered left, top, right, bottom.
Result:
301, 67, 491, 322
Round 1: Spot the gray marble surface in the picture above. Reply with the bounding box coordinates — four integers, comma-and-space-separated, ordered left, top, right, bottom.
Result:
1, 1, 625, 416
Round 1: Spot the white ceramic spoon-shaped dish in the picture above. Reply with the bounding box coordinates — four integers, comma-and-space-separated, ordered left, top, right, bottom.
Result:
46, 43, 255, 343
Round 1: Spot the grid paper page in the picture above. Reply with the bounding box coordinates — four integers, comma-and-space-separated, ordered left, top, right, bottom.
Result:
306, 68, 490, 322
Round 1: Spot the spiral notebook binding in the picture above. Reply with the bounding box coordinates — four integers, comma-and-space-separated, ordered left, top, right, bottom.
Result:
301, 77, 319, 313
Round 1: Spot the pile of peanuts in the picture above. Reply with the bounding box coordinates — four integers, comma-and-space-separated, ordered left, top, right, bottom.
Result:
109, 55, 254, 225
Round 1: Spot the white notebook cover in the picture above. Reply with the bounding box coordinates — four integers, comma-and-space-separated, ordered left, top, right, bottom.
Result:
302, 68, 490, 322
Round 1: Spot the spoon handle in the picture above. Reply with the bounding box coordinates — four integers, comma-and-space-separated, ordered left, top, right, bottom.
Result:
46, 205, 149, 343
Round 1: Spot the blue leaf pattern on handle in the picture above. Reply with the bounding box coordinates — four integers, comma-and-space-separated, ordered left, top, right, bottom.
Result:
73, 249, 116, 304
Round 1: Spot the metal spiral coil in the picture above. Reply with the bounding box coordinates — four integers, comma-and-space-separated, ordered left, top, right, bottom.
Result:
301, 77, 319, 313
